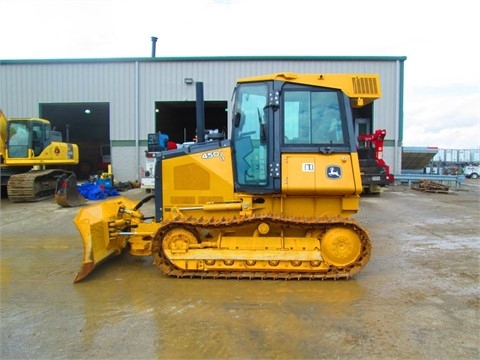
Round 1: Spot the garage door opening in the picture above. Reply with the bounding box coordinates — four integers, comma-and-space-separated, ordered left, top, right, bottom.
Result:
155, 101, 228, 144
40, 103, 110, 179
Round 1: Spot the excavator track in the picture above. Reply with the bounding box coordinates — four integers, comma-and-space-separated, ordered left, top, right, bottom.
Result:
152, 214, 371, 280
7, 169, 73, 202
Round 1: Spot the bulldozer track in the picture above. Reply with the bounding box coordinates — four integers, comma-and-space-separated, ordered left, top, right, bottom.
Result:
7, 169, 72, 202
152, 214, 371, 280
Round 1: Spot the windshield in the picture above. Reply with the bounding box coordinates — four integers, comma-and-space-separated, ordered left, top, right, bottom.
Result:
232, 83, 269, 186
8, 121, 29, 158
7, 120, 50, 158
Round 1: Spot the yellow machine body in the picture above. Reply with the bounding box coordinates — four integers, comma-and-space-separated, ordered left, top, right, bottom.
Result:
1, 113, 79, 165
73, 73, 380, 282
237, 73, 381, 108
1, 109, 80, 202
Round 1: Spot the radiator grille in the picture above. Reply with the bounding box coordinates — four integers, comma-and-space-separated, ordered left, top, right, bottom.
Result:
351, 77, 379, 95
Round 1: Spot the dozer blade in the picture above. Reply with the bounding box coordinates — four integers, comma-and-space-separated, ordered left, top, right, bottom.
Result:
55, 173, 86, 207
73, 197, 140, 282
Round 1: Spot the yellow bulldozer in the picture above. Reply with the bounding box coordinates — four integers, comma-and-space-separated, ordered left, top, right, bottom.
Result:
73, 72, 381, 282
1, 109, 84, 205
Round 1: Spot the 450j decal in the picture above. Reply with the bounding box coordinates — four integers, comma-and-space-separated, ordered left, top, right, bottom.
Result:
201, 151, 225, 161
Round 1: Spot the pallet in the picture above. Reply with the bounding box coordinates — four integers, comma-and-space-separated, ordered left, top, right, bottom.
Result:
411, 179, 450, 193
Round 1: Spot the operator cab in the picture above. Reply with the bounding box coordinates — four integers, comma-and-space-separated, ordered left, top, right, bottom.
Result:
232, 78, 356, 194
7, 119, 52, 158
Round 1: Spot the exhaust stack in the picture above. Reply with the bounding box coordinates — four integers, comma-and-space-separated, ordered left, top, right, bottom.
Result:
196, 82, 205, 143
151, 36, 158, 57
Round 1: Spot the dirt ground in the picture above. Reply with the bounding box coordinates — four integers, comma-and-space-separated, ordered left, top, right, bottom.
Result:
1, 180, 479, 360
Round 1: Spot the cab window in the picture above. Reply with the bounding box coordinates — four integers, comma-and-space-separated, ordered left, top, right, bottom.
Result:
8, 122, 29, 158
284, 90, 344, 145
232, 83, 269, 186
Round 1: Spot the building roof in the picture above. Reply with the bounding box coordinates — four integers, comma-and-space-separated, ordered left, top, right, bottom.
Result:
0, 55, 407, 65
402, 147, 439, 170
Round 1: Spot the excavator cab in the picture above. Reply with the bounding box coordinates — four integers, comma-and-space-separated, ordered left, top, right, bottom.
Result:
4, 116, 78, 165
73, 73, 381, 282
6, 119, 50, 159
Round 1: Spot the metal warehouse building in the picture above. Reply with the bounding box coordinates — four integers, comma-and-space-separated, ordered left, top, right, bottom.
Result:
0, 56, 406, 182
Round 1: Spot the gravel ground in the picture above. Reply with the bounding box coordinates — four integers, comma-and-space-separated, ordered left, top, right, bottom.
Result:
1, 180, 479, 359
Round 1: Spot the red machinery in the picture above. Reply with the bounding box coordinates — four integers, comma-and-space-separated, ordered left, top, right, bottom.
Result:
357, 129, 394, 193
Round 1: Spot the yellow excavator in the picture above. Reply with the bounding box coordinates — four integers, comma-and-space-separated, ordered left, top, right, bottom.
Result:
73, 72, 381, 282
1, 109, 84, 205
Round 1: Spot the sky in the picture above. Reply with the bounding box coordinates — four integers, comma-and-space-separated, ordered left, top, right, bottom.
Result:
1, 0, 479, 149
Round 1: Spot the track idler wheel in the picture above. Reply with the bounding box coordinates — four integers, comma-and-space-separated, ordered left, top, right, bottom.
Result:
320, 227, 362, 267
162, 228, 199, 254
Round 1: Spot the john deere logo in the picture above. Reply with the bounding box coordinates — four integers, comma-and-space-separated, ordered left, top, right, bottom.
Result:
326, 165, 342, 179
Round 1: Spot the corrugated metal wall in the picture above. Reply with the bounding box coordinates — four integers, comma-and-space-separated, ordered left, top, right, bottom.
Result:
0, 62, 136, 137
0, 57, 404, 181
